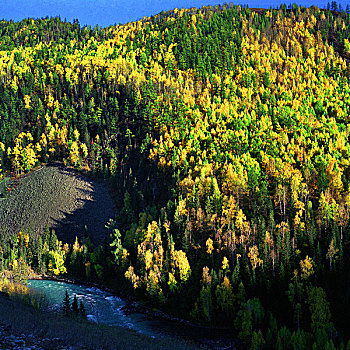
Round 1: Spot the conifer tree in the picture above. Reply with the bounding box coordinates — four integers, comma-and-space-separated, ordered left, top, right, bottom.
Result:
79, 301, 87, 319
63, 290, 70, 316
72, 294, 79, 317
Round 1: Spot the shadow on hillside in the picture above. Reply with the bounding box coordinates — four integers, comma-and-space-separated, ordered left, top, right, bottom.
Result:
49, 174, 116, 246
0, 163, 117, 246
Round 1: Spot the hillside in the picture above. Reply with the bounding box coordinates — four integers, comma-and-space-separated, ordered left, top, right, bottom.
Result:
0, 3, 350, 349
0, 164, 115, 244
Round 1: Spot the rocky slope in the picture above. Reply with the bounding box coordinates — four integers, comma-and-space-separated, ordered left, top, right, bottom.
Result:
0, 164, 116, 245
0, 324, 72, 350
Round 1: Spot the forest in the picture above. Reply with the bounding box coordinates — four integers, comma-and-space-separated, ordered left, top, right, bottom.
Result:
0, 2, 350, 348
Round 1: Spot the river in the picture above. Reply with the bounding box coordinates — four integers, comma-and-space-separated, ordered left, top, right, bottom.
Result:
28, 279, 237, 349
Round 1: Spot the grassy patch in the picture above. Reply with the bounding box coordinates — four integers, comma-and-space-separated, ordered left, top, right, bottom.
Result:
0, 164, 115, 244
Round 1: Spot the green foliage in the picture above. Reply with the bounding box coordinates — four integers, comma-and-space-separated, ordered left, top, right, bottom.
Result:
307, 286, 331, 332
62, 290, 87, 319
12, 257, 31, 284
110, 230, 122, 263
215, 276, 235, 318
0, 3, 350, 346
235, 298, 265, 344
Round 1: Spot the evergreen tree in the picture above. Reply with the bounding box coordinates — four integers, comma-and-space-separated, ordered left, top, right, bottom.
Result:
79, 301, 87, 319
63, 290, 70, 316
72, 294, 79, 317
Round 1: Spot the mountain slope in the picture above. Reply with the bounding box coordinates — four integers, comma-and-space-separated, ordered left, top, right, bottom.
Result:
0, 164, 115, 244
0, 4, 350, 348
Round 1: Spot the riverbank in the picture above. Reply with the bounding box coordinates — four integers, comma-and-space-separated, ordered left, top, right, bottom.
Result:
0, 292, 201, 350
29, 274, 240, 349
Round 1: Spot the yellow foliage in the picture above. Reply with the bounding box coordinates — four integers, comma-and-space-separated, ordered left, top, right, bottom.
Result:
222, 256, 229, 270
202, 266, 212, 286
174, 250, 191, 282
145, 250, 153, 270
248, 245, 263, 270
235, 209, 247, 232
73, 129, 80, 141
122, 249, 129, 265
125, 266, 140, 289
24, 233, 29, 248
168, 272, 177, 292
69, 141, 80, 166
73, 236, 80, 252
0, 278, 30, 299
345, 39, 350, 55
40, 134, 47, 147
206, 238, 214, 255
177, 199, 188, 216
300, 256, 314, 280
24, 95, 31, 109
80, 143, 88, 158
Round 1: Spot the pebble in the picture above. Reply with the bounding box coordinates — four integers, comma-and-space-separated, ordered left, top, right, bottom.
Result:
0, 323, 70, 350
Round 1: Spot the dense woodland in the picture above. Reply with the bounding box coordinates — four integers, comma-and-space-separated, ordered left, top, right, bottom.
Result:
1, 2, 350, 348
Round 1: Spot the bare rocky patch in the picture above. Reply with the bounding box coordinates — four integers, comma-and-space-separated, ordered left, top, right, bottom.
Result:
0, 164, 116, 245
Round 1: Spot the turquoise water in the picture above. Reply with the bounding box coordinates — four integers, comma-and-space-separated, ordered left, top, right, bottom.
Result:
27, 279, 236, 347
27, 279, 159, 337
